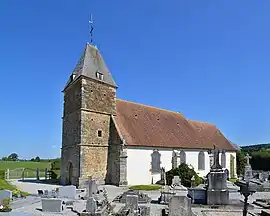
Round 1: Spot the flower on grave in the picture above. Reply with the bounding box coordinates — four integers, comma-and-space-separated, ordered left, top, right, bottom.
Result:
12, 189, 21, 197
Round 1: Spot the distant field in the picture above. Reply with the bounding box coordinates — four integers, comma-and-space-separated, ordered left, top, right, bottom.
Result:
0, 161, 51, 170
0, 161, 52, 179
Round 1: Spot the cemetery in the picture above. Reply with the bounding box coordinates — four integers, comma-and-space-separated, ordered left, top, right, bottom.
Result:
2, 149, 270, 215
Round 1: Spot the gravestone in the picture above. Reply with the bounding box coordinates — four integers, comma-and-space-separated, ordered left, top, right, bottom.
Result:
41, 198, 64, 212
85, 176, 98, 198
206, 146, 229, 205
58, 185, 76, 199
113, 190, 151, 204
244, 154, 253, 182
169, 195, 192, 216
0, 190, 12, 204
86, 197, 97, 214
125, 194, 139, 214
171, 175, 187, 192
188, 186, 206, 204
172, 176, 181, 186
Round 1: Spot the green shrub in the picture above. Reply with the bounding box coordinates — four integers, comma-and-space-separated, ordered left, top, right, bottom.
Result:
51, 159, 60, 170
129, 185, 161, 191
50, 170, 58, 180
0, 170, 5, 179
166, 163, 202, 188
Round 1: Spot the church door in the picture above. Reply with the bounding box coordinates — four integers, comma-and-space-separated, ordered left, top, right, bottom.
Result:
67, 162, 73, 185
230, 155, 235, 178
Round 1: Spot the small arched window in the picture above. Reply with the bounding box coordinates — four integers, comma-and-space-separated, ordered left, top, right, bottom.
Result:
221, 151, 226, 168
198, 151, 205, 170
151, 150, 161, 174
180, 150, 186, 164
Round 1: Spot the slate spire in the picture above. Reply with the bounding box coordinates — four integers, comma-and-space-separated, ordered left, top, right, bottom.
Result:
64, 43, 117, 90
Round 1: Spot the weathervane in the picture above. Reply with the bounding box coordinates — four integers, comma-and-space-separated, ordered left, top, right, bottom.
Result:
89, 14, 94, 44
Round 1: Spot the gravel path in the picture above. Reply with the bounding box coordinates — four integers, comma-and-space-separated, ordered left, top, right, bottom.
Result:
8, 179, 60, 196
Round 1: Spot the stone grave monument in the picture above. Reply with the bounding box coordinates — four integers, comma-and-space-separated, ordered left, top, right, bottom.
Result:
0, 190, 12, 204
58, 185, 76, 199
86, 197, 97, 214
206, 145, 229, 205
113, 190, 151, 215
244, 153, 253, 182
41, 198, 64, 213
171, 176, 187, 192
168, 195, 193, 216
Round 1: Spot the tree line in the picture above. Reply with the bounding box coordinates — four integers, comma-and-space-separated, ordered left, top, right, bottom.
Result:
237, 144, 270, 175
0, 153, 59, 163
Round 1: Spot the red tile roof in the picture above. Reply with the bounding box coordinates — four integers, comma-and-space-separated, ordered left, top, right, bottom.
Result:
115, 99, 237, 151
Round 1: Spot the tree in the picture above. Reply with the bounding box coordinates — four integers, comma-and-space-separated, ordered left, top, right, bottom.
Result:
236, 150, 245, 176
51, 159, 61, 170
35, 156, 40, 162
1, 157, 8, 161
166, 163, 202, 187
8, 153, 18, 161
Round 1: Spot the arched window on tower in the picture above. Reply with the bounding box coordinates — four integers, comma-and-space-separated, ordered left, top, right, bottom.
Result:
198, 151, 205, 170
221, 151, 226, 168
180, 150, 186, 164
151, 150, 161, 174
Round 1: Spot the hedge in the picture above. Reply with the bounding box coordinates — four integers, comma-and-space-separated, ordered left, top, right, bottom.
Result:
0, 170, 5, 179
51, 159, 60, 170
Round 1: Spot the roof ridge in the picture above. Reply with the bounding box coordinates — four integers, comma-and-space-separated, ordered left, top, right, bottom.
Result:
188, 120, 216, 127
116, 98, 186, 118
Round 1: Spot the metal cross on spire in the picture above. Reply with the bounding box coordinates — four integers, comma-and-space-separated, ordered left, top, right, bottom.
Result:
89, 14, 94, 44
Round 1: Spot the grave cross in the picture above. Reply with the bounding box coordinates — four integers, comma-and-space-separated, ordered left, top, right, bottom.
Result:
245, 153, 252, 166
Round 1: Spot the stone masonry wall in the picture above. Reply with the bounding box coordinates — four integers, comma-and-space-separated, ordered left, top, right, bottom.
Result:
61, 79, 82, 186
81, 111, 110, 146
106, 119, 122, 185
63, 80, 82, 116
61, 145, 80, 186
80, 145, 108, 183
62, 111, 81, 147
79, 77, 117, 185
81, 78, 116, 115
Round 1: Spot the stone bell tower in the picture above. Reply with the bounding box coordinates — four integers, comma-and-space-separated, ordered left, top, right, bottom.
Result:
60, 43, 118, 187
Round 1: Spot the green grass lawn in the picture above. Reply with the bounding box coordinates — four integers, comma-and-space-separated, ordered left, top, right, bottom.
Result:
0, 179, 16, 190
0, 161, 51, 170
0, 161, 51, 178
129, 185, 162, 191
0, 179, 29, 197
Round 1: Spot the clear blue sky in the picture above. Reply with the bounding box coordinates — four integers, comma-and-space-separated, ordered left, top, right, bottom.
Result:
1, 0, 270, 159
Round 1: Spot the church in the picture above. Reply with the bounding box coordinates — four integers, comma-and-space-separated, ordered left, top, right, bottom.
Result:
60, 42, 237, 187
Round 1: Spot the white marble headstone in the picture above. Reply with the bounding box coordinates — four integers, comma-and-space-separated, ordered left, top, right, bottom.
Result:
58, 185, 76, 199
0, 190, 12, 204
172, 176, 181, 186
41, 198, 63, 212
